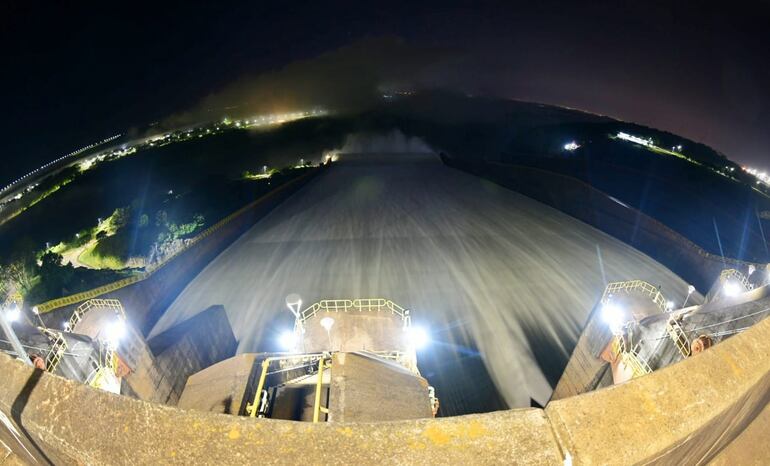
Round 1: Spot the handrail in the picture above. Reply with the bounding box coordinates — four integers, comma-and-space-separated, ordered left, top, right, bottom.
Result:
666, 316, 691, 358
719, 269, 754, 291
40, 328, 68, 373
297, 298, 407, 325
246, 353, 326, 418
601, 280, 668, 313
616, 336, 652, 377
68, 298, 125, 330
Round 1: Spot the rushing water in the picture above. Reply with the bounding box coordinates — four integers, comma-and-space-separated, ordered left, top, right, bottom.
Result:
150, 151, 697, 411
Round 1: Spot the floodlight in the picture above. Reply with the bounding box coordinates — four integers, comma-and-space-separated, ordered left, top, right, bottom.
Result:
320, 316, 335, 331
723, 281, 741, 297
406, 326, 429, 350
103, 319, 126, 348
285, 293, 302, 318
601, 303, 625, 330
279, 330, 297, 351
5, 305, 20, 323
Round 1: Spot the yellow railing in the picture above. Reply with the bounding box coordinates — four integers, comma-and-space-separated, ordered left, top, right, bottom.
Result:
246, 353, 326, 418
33, 169, 318, 314
719, 269, 754, 291
41, 328, 68, 373
616, 336, 652, 378
362, 350, 419, 375
601, 280, 668, 313
666, 317, 691, 358
68, 298, 125, 330
298, 298, 407, 324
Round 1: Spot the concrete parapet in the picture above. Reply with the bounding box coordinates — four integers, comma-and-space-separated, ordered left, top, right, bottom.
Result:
2, 312, 770, 464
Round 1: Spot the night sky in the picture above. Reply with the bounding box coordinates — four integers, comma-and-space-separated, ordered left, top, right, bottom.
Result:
1, 0, 769, 186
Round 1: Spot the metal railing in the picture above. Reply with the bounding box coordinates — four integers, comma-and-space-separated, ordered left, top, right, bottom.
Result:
68, 298, 125, 331
40, 328, 68, 373
666, 317, 691, 358
719, 269, 754, 291
297, 298, 408, 327
360, 350, 420, 375
601, 280, 668, 313
246, 353, 326, 418
616, 336, 652, 378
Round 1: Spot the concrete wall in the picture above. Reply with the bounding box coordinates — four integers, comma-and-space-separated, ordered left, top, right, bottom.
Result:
329, 352, 432, 422
39, 167, 323, 336
551, 304, 613, 400
2, 311, 769, 464
177, 354, 258, 415
145, 306, 238, 405
302, 312, 406, 353
443, 157, 757, 292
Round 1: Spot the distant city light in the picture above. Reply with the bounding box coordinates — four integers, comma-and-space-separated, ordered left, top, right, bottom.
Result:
616, 132, 653, 147
563, 141, 581, 151
743, 166, 770, 186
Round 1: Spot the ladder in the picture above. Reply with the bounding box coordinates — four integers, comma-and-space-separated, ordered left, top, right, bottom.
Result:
617, 336, 652, 377
42, 329, 68, 373
666, 317, 691, 358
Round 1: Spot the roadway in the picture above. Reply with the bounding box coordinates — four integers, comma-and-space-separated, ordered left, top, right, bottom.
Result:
149, 152, 698, 408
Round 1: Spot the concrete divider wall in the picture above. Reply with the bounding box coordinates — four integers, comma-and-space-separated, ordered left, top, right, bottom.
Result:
443, 156, 756, 292
2, 306, 769, 464
38, 167, 324, 335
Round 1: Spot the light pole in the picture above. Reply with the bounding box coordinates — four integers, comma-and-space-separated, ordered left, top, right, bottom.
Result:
1, 304, 32, 366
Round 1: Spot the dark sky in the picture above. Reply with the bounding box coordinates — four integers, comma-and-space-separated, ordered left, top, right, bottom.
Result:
1, 0, 769, 186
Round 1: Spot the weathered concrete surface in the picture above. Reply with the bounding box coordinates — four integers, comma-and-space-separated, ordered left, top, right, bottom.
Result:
303, 311, 405, 353
546, 313, 770, 465
178, 354, 258, 415
0, 353, 560, 465
708, 398, 770, 465
2, 313, 769, 464
329, 352, 432, 422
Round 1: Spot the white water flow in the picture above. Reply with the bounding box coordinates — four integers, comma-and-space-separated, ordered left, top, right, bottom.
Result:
150, 149, 697, 407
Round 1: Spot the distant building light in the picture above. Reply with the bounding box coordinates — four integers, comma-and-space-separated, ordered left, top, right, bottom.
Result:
616, 132, 652, 147
563, 141, 581, 151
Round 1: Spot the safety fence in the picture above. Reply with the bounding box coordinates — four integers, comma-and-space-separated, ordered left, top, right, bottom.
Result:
297, 298, 408, 326
601, 279, 668, 313
719, 268, 754, 291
